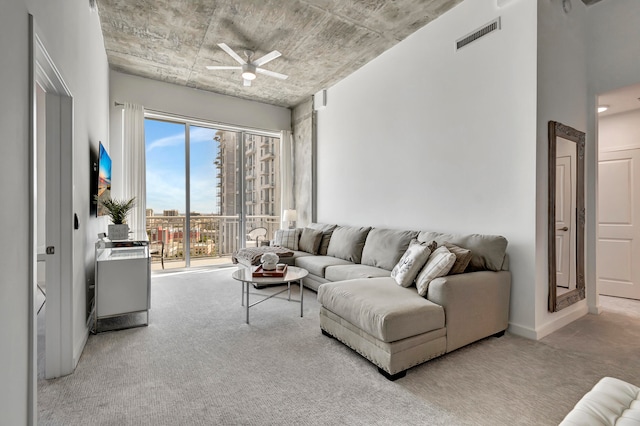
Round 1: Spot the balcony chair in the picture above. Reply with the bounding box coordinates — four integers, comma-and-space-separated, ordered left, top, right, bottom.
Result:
150, 241, 164, 269
246, 227, 268, 248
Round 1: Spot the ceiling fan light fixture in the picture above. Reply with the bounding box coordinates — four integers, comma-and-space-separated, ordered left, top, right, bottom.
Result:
242, 64, 257, 80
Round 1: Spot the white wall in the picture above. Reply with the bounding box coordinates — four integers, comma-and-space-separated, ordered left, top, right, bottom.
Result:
534, 0, 589, 338
0, 0, 110, 422
599, 109, 640, 151
316, 0, 538, 334
109, 71, 291, 197
29, 0, 110, 368
0, 2, 31, 423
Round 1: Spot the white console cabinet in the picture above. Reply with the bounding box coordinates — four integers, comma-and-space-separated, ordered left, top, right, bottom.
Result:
94, 239, 150, 332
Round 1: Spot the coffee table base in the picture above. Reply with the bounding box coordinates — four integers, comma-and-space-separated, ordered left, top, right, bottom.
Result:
241, 280, 303, 324
232, 266, 309, 324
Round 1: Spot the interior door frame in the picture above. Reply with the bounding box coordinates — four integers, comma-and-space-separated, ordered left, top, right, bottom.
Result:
30, 15, 76, 393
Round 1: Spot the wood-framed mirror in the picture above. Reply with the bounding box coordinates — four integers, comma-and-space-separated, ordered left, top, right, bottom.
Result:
548, 121, 586, 312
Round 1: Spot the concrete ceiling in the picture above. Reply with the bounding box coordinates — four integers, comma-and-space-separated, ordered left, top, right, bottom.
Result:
98, 0, 463, 108
97, 0, 606, 109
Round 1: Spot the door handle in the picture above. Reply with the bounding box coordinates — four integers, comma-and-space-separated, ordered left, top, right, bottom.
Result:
557, 227, 568, 232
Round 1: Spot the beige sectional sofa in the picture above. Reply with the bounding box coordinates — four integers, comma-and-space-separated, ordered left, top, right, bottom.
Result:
271, 224, 511, 380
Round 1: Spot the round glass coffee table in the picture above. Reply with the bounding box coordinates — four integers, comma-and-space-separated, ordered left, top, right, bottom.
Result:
232, 266, 309, 324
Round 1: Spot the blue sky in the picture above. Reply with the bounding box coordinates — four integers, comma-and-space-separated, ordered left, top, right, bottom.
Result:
145, 119, 220, 215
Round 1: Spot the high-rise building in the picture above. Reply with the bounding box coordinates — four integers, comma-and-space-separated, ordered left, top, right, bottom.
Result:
215, 131, 280, 218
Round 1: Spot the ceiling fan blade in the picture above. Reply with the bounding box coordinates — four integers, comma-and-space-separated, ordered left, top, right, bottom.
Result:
243, 79, 252, 87
252, 50, 281, 67
217, 43, 246, 65
256, 68, 288, 80
206, 66, 242, 70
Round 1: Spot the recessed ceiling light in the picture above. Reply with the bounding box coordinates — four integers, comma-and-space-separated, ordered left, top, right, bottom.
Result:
597, 105, 609, 113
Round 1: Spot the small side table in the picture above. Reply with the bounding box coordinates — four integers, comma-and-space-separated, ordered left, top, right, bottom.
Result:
232, 266, 308, 324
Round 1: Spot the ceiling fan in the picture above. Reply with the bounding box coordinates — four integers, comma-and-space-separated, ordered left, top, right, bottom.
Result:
206, 43, 288, 87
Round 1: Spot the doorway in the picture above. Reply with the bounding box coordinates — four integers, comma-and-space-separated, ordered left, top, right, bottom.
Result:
32, 23, 76, 387
597, 83, 640, 301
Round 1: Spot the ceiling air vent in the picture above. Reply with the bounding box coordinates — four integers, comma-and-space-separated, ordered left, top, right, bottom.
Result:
456, 17, 501, 51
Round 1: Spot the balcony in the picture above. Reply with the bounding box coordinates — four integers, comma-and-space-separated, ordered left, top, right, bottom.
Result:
146, 214, 279, 269
260, 152, 275, 161
245, 173, 255, 180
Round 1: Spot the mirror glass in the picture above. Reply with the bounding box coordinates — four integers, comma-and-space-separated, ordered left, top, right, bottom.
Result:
548, 121, 585, 312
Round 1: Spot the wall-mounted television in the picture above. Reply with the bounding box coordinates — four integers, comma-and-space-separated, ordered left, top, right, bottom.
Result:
96, 142, 112, 216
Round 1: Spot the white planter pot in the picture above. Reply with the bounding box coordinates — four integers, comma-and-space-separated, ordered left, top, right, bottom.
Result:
108, 224, 129, 240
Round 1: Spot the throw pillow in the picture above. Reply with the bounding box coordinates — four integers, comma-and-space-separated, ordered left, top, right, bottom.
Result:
273, 228, 302, 251
307, 223, 337, 255
298, 227, 323, 254
391, 241, 432, 287
415, 246, 456, 297
443, 242, 472, 274
326, 226, 371, 263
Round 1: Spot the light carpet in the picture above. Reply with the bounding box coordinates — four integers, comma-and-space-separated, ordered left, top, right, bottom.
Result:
38, 267, 640, 425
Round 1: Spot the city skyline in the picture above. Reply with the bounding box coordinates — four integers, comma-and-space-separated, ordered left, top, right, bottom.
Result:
145, 119, 220, 215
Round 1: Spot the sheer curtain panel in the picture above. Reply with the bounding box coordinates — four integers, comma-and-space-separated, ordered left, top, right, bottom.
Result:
280, 130, 294, 229
122, 103, 146, 236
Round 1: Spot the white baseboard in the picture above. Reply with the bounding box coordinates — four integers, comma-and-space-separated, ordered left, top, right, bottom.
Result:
73, 326, 89, 369
507, 322, 537, 340
535, 304, 589, 340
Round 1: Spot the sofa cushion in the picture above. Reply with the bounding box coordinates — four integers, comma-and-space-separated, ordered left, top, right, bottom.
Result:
327, 226, 371, 263
273, 228, 301, 251
416, 246, 456, 297
442, 242, 473, 275
391, 240, 432, 287
417, 231, 508, 272
298, 227, 323, 254
307, 223, 337, 256
325, 264, 391, 282
317, 277, 445, 342
361, 228, 419, 271
295, 255, 352, 278
277, 250, 313, 266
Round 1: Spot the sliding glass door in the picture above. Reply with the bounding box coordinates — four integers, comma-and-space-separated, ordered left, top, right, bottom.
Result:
145, 116, 281, 269
145, 119, 187, 269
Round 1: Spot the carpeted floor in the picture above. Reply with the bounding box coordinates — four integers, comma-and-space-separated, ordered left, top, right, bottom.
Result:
37, 267, 640, 425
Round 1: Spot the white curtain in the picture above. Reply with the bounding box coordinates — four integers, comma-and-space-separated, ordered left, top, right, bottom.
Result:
280, 130, 294, 229
122, 103, 146, 238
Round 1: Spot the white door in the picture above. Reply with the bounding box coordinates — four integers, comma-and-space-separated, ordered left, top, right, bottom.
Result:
598, 149, 640, 300
556, 138, 577, 290
556, 155, 572, 288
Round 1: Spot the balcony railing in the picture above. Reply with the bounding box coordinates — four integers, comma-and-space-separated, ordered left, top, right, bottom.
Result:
146, 214, 281, 266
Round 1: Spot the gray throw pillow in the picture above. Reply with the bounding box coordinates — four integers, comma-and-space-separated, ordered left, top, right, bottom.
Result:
326, 226, 371, 263
273, 228, 301, 251
298, 228, 323, 254
307, 223, 337, 255
443, 242, 472, 274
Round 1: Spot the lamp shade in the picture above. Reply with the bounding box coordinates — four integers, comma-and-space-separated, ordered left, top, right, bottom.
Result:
283, 209, 297, 222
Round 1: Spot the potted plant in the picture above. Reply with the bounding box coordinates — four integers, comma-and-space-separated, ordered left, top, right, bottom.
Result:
95, 195, 136, 240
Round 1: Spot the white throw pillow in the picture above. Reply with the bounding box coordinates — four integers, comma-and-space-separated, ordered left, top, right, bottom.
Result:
416, 246, 456, 296
391, 241, 432, 287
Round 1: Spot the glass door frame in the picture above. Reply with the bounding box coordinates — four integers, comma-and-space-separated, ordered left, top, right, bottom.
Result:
145, 111, 281, 267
